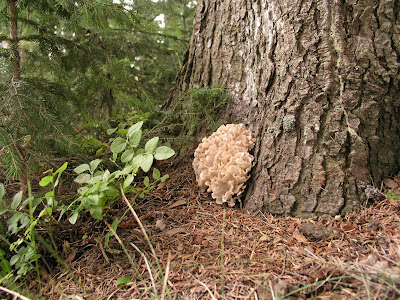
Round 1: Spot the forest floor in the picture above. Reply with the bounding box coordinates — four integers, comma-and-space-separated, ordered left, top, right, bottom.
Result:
27, 155, 400, 300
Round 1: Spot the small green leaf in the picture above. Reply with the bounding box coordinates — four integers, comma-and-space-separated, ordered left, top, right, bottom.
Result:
45, 191, 54, 201
161, 174, 169, 182
87, 194, 100, 206
121, 150, 135, 163
0, 250, 12, 273
127, 121, 143, 136
121, 165, 134, 175
38, 207, 52, 218
123, 174, 134, 189
96, 146, 107, 155
69, 211, 79, 224
107, 127, 118, 135
90, 206, 103, 220
110, 137, 127, 154
55, 162, 68, 175
47, 197, 57, 207
140, 154, 153, 172
154, 146, 175, 160
90, 159, 102, 172
20, 215, 30, 229
132, 154, 152, 172
75, 173, 91, 184
43, 168, 53, 175
77, 186, 89, 195
39, 176, 53, 187
112, 152, 118, 162
74, 164, 90, 174
144, 176, 150, 187
102, 170, 111, 182
145, 137, 159, 154
116, 276, 131, 286
11, 191, 23, 210
0, 184, 4, 201
10, 255, 19, 266
98, 182, 109, 192
8, 213, 23, 234
85, 138, 102, 146
105, 187, 119, 198
128, 130, 142, 148
116, 129, 128, 135
105, 218, 119, 248
54, 177, 60, 188
87, 175, 103, 185
152, 168, 160, 180
104, 232, 112, 248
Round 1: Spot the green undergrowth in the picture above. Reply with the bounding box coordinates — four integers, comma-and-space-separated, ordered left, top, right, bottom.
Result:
0, 84, 229, 295
385, 190, 400, 202
155, 85, 231, 153
75, 85, 230, 157
0, 119, 175, 296
173, 85, 231, 134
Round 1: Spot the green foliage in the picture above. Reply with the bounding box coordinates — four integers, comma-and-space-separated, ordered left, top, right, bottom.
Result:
0, 0, 191, 291
385, 190, 400, 201
77, 110, 149, 155
0, 79, 76, 178
0, 0, 195, 179
162, 86, 231, 150
68, 121, 174, 224
0, 163, 68, 281
0, 118, 175, 280
172, 85, 230, 133
116, 275, 131, 287
0, 128, 23, 179
0, 248, 12, 279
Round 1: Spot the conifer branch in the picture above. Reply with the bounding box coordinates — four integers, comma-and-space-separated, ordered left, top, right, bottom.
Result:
8, 0, 21, 80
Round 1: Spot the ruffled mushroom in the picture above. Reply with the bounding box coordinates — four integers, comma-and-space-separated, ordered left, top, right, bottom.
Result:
193, 124, 255, 206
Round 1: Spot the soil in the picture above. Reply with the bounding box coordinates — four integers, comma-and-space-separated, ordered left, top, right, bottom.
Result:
12, 156, 400, 299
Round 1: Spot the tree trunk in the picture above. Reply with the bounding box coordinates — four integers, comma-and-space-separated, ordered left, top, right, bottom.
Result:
169, 0, 400, 216
8, 0, 21, 81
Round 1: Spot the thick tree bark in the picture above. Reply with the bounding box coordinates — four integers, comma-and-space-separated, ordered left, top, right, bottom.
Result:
169, 0, 400, 216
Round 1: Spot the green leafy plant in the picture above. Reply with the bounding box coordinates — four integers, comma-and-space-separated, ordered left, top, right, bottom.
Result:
0, 163, 68, 281
173, 86, 231, 134
160, 86, 231, 154
385, 190, 400, 201
68, 121, 174, 224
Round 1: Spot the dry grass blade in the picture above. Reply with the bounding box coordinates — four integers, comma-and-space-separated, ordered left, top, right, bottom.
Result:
130, 243, 158, 299
268, 280, 276, 300
120, 185, 172, 300
120, 185, 159, 263
104, 220, 147, 286
161, 253, 171, 300
194, 279, 217, 300
0, 286, 31, 300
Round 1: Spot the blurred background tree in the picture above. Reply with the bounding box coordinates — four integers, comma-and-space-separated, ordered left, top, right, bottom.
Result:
0, 0, 195, 180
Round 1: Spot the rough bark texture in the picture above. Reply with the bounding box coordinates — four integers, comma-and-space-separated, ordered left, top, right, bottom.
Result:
169, 0, 400, 216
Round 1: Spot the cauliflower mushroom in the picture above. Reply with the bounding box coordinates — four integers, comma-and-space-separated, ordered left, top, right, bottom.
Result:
193, 124, 255, 206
